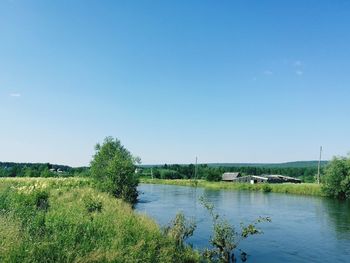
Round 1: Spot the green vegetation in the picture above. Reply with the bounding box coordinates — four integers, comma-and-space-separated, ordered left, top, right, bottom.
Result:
2, 138, 346, 262
140, 178, 323, 197
90, 137, 139, 204
322, 155, 350, 200
1, 160, 326, 183
142, 155, 350, 200
0, 162, 89, 178
200, 197, 270, 263
161, 198, 270, 263
141, 162, 325, 183
0, 177, 198, 263
163, 212, 196, 249
0, 177, 274, 263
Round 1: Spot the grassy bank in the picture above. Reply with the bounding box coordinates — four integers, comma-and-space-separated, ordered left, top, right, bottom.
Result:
140, 178, 323, 197
0, 178, 198, 263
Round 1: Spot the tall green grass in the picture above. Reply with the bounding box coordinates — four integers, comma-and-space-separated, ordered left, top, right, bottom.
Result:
140, 178, 323, 197
0, 178, 198, 263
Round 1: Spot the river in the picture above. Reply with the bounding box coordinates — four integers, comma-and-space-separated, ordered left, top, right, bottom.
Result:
136, 183, 350, 262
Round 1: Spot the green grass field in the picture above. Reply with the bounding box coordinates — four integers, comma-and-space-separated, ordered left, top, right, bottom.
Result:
0, 178, 198, 263
140, 178, 323, 197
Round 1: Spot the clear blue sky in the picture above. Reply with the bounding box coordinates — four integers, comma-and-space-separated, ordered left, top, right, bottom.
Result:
1, 0, 350, 166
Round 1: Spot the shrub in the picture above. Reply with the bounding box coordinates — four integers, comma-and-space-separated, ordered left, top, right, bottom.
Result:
34, 190, 50, 211
153, 170, 161, 179
199, 196, 270, 263
163, 212, 196, 248
205, 170, 222, 182
322, 155, 350, 199
262, 184, 272, 193
90, 137, 139, 204
160, 169, 183, 179
84, 196, 103, 213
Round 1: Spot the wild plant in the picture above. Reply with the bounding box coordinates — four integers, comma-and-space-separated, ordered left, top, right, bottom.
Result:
199, 196, 271, 263
163, 211, 196, 248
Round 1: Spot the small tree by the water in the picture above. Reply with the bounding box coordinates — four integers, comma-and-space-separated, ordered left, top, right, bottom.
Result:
323, 155, 350, 200
90, 137, 139, 204
163, 212, 196, 248
200, 196, 271, 263
165, 197, 271, 263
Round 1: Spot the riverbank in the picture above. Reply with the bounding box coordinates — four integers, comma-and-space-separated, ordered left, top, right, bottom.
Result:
140, 178, 323, 196
0, 178, 198, 263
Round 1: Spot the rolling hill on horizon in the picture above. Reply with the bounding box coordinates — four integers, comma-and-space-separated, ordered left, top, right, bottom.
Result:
140, 160, 329, 169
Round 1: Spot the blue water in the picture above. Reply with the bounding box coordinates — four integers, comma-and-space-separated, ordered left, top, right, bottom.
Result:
136, 183, 350, 263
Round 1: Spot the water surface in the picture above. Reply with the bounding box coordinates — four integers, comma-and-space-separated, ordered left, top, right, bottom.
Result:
136, 183, 350, 262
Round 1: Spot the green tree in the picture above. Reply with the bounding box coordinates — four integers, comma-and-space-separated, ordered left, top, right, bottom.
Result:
24, 167, 35, 177
40, 167, 53, 178
90, 137, 139, 204
204, 168, 222, 181
153, 169, 161, 179
323, 155, 350, 200
0, 167, 8, 177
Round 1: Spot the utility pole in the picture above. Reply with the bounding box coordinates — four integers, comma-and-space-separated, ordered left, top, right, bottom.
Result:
194, 156, 198, 180
317, 146, 322, 184
151, 167, 153, 180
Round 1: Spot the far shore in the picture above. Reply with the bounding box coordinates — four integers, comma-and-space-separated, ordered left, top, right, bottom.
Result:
140, 178, 324, 197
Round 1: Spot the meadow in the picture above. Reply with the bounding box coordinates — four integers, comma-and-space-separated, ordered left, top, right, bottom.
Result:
0, 177, 198, 263
140, 178, 323, 196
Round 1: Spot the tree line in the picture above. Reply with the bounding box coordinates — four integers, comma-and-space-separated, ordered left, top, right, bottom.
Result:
0, 161, 322, 183
141, 164, 323, 182
0, 162, 89, 178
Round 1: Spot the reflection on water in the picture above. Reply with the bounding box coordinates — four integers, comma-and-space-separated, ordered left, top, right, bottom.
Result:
136, 184, 350, 263
322, 198, 350, 238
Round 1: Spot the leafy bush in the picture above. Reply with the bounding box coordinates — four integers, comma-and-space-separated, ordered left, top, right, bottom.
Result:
153, 169, 161, 179
204, 169, 222, 181
262, 184, 272, 193
199, 196, 270, 263
163, 212, 196, 248
90, 137, 139, 204
34, 190, 50, 211
160, 169, 183, 179
84, 196, 103, 213
322, 155, 350, 199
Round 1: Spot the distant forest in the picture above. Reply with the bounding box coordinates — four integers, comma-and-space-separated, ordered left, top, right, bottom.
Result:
140, 161, 329, 183
0, 162, 89, 178
0, 161, 328, 183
